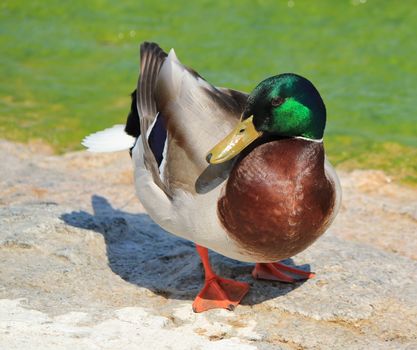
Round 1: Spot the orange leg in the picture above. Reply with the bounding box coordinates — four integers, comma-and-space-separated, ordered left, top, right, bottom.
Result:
192, 245, 250, 313
252, 262, 315, 283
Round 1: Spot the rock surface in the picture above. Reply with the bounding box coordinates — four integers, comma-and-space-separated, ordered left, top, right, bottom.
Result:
0, 139, 416, 349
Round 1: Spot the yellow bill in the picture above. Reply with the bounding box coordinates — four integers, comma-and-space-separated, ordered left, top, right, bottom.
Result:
206, 116, 263, 164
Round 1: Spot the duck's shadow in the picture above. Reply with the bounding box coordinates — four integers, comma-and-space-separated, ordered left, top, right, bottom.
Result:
61, 195, 310, 305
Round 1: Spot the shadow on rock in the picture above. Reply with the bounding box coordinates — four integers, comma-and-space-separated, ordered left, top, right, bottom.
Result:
61, 195, 310, 305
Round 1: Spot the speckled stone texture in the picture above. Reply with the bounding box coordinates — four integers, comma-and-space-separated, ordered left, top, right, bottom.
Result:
0, 139, 416, 349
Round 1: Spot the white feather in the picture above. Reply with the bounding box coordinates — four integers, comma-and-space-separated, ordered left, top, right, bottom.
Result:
81, 124, 136, 153
145, 112, 159, 140
159, 135, 168, 182
168, 48, 179, 62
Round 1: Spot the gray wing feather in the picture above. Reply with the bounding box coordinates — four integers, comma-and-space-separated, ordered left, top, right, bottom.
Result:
154, 50, 249, 194
136, 42, 171, 196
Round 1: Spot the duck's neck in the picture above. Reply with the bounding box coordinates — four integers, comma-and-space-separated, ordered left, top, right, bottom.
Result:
235, 138, 326, 181
237, 135, 324, 165
294, 135, 323, 143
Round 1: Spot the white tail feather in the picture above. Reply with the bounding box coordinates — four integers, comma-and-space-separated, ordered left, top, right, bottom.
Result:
82, 125, 136, 153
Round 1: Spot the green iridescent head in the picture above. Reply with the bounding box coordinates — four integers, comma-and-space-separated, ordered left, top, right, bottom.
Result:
207, 73, 327, 164
244, 73, 326, 140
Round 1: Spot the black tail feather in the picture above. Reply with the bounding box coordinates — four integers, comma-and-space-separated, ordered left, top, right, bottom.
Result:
124, 89, 141, 138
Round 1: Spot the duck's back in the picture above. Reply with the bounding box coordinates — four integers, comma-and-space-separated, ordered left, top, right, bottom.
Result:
131, 43, 249, 196
218, 138, 337, 262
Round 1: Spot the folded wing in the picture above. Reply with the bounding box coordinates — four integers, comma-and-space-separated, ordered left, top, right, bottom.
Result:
153, 49, 248, 194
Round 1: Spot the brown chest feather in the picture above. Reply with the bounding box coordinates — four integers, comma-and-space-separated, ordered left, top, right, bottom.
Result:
218, 138, 335, 261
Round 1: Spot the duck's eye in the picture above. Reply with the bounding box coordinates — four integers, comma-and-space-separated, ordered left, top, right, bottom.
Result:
271, 96, 284, 107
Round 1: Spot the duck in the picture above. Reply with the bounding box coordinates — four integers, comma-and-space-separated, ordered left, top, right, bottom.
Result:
82, 42, 341, 313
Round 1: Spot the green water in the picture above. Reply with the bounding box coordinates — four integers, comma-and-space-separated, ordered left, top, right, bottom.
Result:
1, 1, 416, 183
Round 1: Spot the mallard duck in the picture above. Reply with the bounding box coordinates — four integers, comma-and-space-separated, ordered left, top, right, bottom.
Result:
83, 42, 341, 313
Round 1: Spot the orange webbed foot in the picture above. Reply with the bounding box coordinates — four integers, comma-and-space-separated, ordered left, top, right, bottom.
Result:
192, 276, 250, 313
252, 262, 315, 282
193, 244, 250, 313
